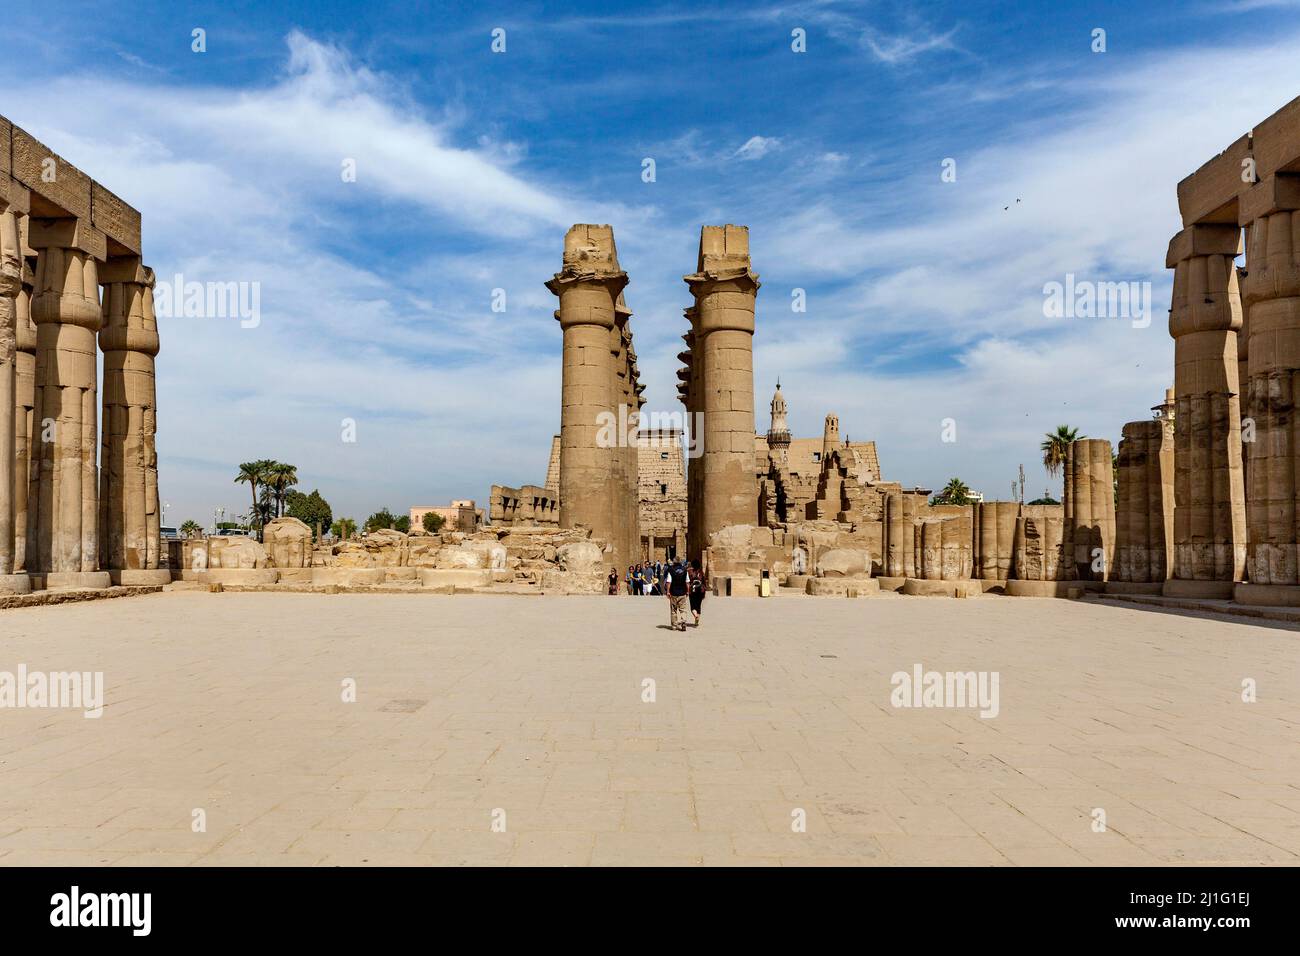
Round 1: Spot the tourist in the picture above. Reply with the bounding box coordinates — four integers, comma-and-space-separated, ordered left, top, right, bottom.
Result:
688, 564, 706, 627
608, 567, 619, 595
665, 558, 690, 631
633, 564, 644, 595
626, 565, 635, 595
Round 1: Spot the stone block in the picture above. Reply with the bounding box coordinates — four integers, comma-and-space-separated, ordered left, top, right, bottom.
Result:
1162, 579, 1235, 600
901, 578, 981, 598
205, 569, 279, 586
1004, 580, 1072, 598
1251, 95, 1300, 182
312, 568, 386, 587
1234, 582, 1300, 606
1177, 133, 1251, 226
420, 568, 493, 589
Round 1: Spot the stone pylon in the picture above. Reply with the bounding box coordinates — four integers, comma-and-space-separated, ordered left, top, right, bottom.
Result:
682, 225, 759, 560
25, 218, 110, 589
1113, 399, 1174, 586
1166, 224, 1248, 594
99, 258, 167, 584
547, 224, 630, 570
0, 191, 31, 593
1241, 185, 1300, 588
1062, 438, 1115, 581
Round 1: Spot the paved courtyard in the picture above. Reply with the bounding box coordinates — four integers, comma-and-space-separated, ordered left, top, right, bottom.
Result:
0, 591, 1297, 866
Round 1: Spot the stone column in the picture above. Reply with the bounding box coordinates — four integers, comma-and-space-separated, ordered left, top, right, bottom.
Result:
1011, 511, 1064, 583
974, 501, 1017, 581
684, 225, 759, 550
629, 344, 645, 566
14, 219, 36, 576
678, 314, 703, 560
607, 297, 629, 572
1062, 438, 1115, 581
1166, 224, 1247, 596
1240, 175, 1300, 595
883, 491, 919, 579
0, 193, 30, 593
25, 218, 109, 589
547, 224, 626, 566
99, 257, 167, 585
1113, 413, 1174, 588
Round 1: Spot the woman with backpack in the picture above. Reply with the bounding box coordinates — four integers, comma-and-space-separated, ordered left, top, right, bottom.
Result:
688, 564, 706, 627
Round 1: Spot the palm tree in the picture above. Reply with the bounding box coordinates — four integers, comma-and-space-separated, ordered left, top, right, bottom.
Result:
235, 459, 276, 538
179, 519, 203, 538
235, 461, 264, 535
1041, 425, 1084, 478
934, 477, 974, 506
267, 461, 299, 517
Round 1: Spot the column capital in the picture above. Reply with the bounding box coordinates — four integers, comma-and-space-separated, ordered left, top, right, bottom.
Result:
27, 216, 107, 261
1165, 224, 1241, 268
1238, 172, 1300, 226
0, 179, 30, 217
98, 255, 150, 286
683, 265, 761, 294
1, 203, 20, 296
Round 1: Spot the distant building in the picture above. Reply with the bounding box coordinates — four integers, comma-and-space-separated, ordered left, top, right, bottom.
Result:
410, 500, 483, 533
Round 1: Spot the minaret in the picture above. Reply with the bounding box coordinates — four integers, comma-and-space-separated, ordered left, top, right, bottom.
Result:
822, 412, 840, 460
766, 380, 790, 466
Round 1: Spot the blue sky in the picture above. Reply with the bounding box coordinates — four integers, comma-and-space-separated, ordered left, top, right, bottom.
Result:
5, 0, 1300, 525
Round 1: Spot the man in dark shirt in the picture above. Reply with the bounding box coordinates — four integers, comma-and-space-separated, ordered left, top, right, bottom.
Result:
665, 559, 690, 631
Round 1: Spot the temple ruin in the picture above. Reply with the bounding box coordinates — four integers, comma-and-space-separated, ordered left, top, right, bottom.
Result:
8, 95, 1300, 607
0, 115, 165, 595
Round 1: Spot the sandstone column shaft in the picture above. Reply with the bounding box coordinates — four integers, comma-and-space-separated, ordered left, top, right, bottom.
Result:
0, 204, 18, 574
27, 220, 103, 574
1242, 191, 1300, 584
1168, 224, 1248, 582
684, 225, 759, 553
1115, 418, 1174, 582
99, 259, 161, 571
547, 225, 627, 568
14, 250, 35, 572
1063, 438, 1115, 580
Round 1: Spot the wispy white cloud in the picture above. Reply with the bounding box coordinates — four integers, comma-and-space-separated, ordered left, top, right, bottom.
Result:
734, 135, 783, 161
859, 25, 960, 64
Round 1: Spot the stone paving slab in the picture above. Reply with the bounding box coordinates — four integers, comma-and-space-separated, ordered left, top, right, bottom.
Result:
0, 592, 1297, 866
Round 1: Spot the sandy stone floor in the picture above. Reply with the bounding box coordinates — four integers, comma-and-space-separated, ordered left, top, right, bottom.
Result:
0, 591, 1297, 866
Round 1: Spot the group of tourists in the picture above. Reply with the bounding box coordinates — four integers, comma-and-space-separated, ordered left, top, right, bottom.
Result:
621, 561, 668, 595
606, 557, 708, 631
